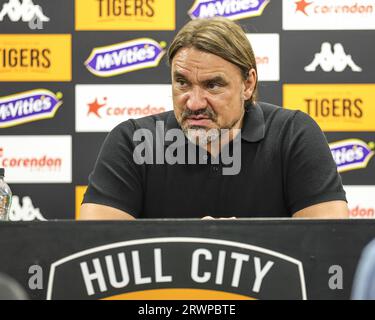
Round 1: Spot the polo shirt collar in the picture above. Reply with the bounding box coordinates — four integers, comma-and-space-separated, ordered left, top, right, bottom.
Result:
241, 102, 265, 142
164, 112, 188, 147
164, 102, 265, 146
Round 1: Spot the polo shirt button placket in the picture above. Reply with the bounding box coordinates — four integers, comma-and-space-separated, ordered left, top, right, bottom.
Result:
209, 165, 221, 178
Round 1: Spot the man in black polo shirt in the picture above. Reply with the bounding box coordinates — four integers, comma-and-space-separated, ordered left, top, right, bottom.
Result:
80, 18, 348, 220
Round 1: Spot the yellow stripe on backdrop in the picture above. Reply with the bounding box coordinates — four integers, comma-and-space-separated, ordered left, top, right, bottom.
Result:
102, 288, 254, 300
75, 0, 176, 30
283, 84, 375, 131
0, 34, 72, 82
75, 186, 88, 220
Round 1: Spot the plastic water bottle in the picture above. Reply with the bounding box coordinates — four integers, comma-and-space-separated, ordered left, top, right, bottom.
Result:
0, 168, 12, 221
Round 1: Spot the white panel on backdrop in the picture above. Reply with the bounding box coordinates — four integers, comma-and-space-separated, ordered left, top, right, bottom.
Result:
75, 85, 173, 132
246, 33, 280, 81
0, 136, 72, 183
283, 0, 375, 30
344, 185, 375, 219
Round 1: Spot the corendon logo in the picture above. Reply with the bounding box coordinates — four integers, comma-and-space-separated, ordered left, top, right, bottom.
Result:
189, 0, 270, 20
0, 89, 63, 128
350, 206, 375, 218
86, 97, 166, 119
85, 38, 166, 77
284, 0, 375, 30
76, 85, 173, 132
245, 34, 279, 81
294, 0, 374, 16
0, 136, 71, 183
0, 147, 62, 171
295, 0, 313, 15
329, 139, 375, 173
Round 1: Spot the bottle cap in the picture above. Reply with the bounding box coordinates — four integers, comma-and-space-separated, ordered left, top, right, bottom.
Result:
0, 168, 4, 177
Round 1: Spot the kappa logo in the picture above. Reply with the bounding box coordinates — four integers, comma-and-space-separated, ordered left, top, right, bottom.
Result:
85, 38, 166, 77
0, 0, 49, 22
0, 89, 63, 128
9, 195, 47, 221
329, 139, 375, 173
305, 42, 362, 72
188, 0, 270, 20
47, 238, 307, 300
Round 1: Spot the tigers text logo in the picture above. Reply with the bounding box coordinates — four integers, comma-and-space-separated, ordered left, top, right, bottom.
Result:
0, 34, 72, 81
75, 0, 175, 30
283, 84, 375, 131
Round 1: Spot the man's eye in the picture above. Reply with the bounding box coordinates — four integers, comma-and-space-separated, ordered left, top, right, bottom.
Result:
207, 82, 221, 89
176, 79, 187, 86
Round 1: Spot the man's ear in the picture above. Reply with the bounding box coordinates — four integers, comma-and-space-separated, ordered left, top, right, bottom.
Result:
243, 68, 257, 100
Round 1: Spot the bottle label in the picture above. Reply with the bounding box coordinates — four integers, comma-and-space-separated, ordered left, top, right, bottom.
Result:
0, 194, 11, 221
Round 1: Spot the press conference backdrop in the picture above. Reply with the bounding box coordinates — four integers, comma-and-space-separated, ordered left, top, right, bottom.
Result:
0, 0, 374, 221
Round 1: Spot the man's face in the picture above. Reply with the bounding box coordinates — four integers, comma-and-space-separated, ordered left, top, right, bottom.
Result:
171, 47, 256, 143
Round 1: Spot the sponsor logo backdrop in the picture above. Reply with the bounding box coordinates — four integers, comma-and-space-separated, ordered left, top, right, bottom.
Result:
0, 0, 373, 220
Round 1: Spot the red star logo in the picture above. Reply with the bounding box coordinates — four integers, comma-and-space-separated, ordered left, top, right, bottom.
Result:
295, 0, 313, 16
87, 98, 106, 118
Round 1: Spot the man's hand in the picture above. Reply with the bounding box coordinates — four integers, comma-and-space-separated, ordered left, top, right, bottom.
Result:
292, 200, 349, 219
79, 203, 135, 220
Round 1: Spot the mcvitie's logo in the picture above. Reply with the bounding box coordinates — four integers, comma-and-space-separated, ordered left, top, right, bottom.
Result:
0, 89, 63, 128
47, 238, 307, 300
330, 139, 375, 173
189, 0, 270, 20
85, 38, 166, 77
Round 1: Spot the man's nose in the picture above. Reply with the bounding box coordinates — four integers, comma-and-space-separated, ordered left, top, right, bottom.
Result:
186, 86, 207, 111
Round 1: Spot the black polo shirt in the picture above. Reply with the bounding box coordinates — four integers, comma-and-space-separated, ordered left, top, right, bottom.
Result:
83, 102, 346, 218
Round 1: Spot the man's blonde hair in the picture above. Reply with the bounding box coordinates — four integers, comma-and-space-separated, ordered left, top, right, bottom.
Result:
168, 17, 258, 104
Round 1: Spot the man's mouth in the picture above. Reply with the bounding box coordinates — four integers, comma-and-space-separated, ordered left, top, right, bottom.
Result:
186, 116, 212, 126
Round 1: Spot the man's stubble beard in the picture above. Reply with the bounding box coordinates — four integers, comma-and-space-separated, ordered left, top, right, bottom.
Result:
179, 109, 244, 147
